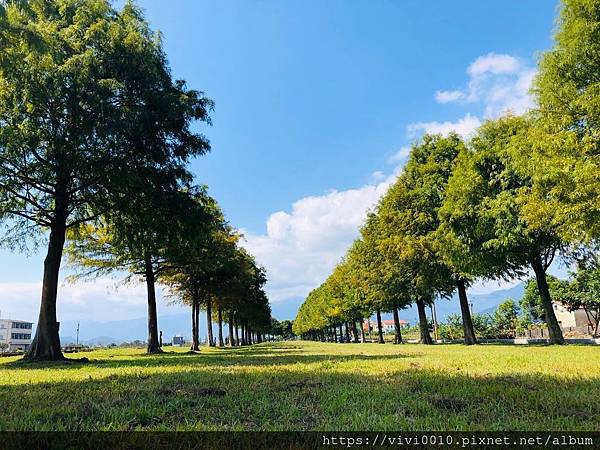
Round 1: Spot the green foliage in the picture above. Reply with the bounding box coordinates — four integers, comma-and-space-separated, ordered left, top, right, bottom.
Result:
438, 313, 498, 340
494, 299, 519, 338
0, 0, 213, 246
378, 134, 464, 299
524, 0, 600, 240
270, 319, 295, 339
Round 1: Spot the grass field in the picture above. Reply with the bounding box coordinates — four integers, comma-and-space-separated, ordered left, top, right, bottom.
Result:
0, 341, 598, 431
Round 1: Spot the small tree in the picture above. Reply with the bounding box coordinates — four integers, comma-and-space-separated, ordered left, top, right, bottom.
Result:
494, 299, 519, 338
561, 260, 600, 336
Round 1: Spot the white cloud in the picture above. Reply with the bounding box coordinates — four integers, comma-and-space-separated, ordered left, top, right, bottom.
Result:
389, 146, 412, 163
241, 176, 396, 305
370, 170, 386, 183
467, 53, 520, 76
435, 90, 464, 103
408, 113, 481, 138
432, 52, 535, 117
0, 277, 186, 323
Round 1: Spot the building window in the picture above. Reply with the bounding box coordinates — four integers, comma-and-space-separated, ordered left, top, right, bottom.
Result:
12, 322, 32, 329
11, 333, 31, 340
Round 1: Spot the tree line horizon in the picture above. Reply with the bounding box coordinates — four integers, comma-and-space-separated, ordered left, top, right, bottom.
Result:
2, 0, 600, 360
293, 0, 600, 346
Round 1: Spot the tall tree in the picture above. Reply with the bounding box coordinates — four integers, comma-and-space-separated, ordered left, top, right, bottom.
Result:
0, 1, 212, 360
442, 116, 567, 344
69, 189, 216, 353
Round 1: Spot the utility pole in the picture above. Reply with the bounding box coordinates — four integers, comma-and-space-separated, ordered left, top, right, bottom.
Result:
76, 322, 80, 347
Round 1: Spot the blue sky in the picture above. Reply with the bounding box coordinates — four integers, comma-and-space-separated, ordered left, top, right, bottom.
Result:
0, 1, 561, 323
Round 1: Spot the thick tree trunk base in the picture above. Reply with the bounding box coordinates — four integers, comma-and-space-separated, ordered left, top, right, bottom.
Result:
147, 345, 164, 354
416, 299, 433, 345
24, 323, 63, 361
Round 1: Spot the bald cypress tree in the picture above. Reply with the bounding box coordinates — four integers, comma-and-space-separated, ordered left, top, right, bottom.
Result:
0, 1, 212, 360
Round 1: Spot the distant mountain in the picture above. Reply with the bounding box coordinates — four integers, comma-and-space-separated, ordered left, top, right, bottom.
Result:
59, 312, 206, 345
60, 335, 77, 345
84, 336, 120, 346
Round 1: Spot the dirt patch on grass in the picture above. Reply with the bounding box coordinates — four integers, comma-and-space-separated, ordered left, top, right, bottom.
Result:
429, 396, 467, 413
561, 409, 593, 420
287, 381, 324, 389
495, 375, 539, 391
197, 388, 226, 397
156, 383, 226, 398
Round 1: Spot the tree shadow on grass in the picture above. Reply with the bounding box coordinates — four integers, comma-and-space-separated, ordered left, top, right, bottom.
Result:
2, 343, 417, 371
0, 361, 598, 432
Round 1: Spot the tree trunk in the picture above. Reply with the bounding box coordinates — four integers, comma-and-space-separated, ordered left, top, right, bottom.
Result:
190, 298, 199, 351
338, 323, 343, 342
25, 220, 67, 361
344, 322, 350, 343
376, 309, 384, 343
195, 299, 200, 348
234, 321, 240, 346
144, 255, 162, 354
351, 319, 359, 343
217, 306, 224, 347
456, 277, 477, 345
241, 323, 246, 345
206, 298, 215, 347
333, 325, 338, 343
360, 318, 366, 343
393, 307, 403, 344
531, 254, 565, 344
416, 299, 433, 345
228, 312, 235, 346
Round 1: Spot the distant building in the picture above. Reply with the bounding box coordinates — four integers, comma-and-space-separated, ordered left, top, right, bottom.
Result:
0, 319, 34, 352
553, 302, 596, 329
362, 318, 408, 332
171, 335, 185, 346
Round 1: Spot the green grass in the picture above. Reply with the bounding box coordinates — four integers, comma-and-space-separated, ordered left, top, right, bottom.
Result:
0, 341, 598, 431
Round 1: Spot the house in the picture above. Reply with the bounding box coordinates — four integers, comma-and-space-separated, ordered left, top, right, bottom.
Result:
171, 335, 185, 346
0, 319, 34, 353
553, 302, 596, 329
362, 318, 409, 332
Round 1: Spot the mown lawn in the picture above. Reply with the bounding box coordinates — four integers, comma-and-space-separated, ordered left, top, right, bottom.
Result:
0, 341, 598, 431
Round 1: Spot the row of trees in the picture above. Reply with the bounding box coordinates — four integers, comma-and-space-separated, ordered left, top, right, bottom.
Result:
0, 0, 271, 360
294, 0, 600, 345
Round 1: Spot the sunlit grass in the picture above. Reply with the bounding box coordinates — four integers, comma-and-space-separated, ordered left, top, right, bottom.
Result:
0, 341, 598, 431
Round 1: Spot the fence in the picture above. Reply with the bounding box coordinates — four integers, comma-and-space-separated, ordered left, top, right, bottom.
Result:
517, 325, 596, 339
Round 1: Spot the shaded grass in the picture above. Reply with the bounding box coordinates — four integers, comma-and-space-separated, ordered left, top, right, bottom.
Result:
0, 341, 599, 431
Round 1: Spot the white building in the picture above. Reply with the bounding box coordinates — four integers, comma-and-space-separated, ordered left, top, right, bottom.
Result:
0, 319, 34, 352
553, 302, 596, 330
